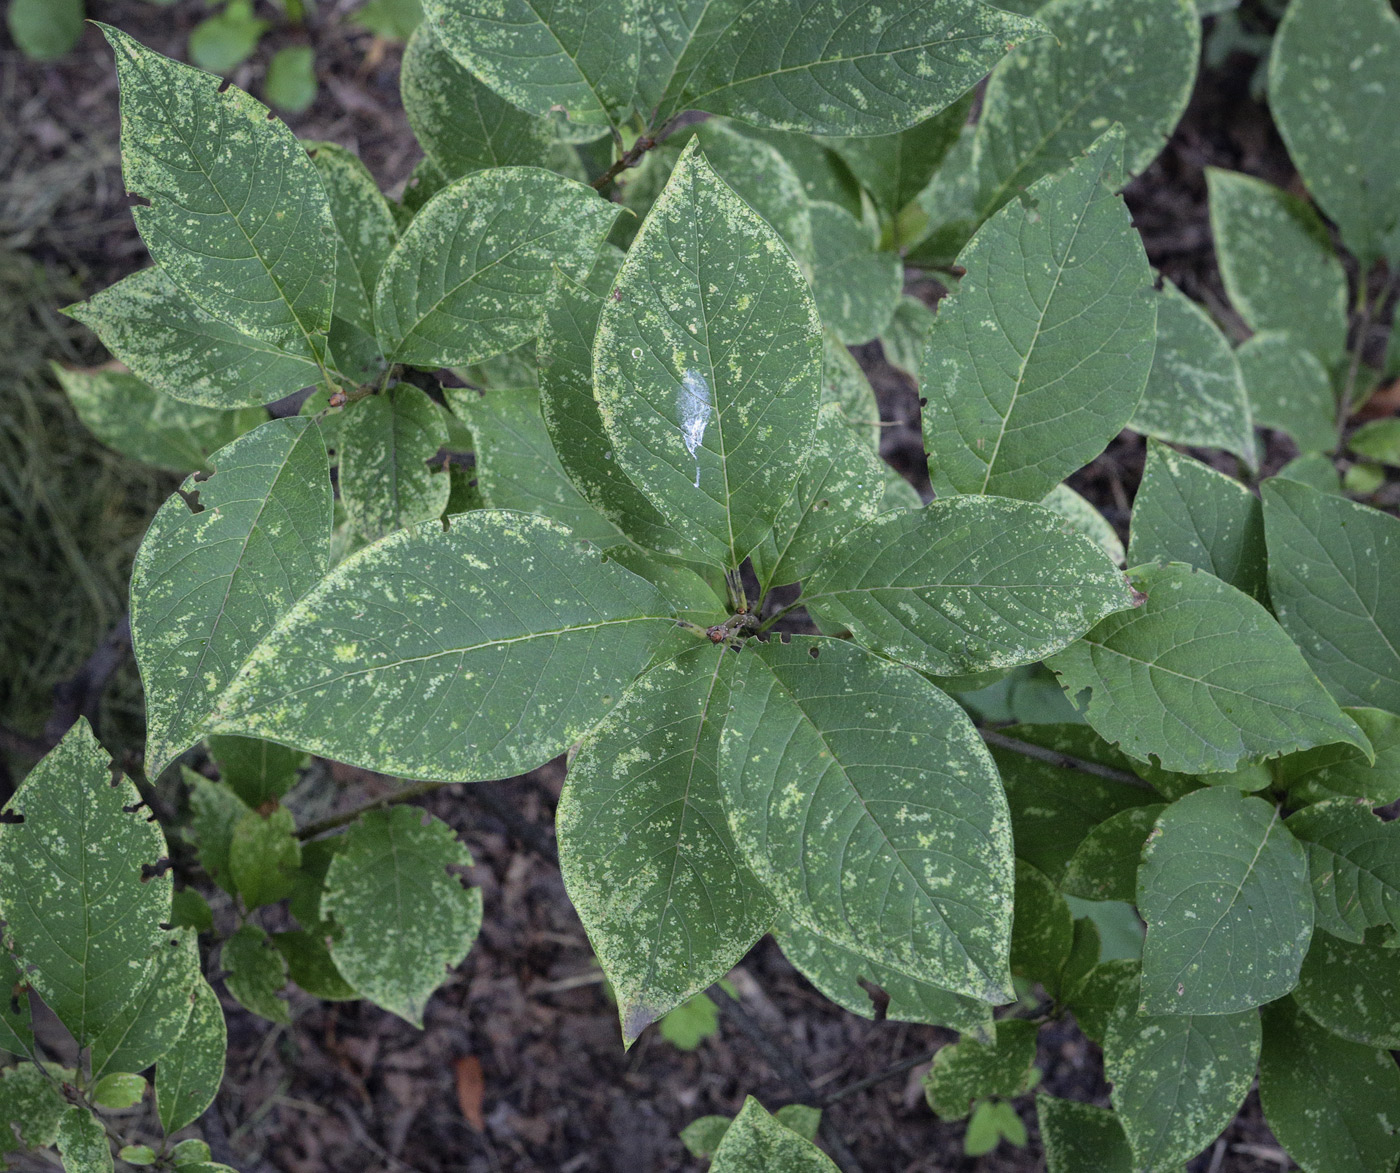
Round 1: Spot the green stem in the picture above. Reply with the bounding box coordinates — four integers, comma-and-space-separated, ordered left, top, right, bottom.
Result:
295, 780, 449, 840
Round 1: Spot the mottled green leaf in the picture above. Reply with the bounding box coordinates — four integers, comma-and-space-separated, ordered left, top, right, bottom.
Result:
1287, 799, 1400, 943
131, 417, 332, 775
230, 807, 301, 909
1295, 934, 1400, 1048
374, 167, 617, 367
1138, 787, 1312, 1013
56, 1106, 113, 1173
92, 1073, 146, 1110
820, 332, 880, 449
593, 140, 821, 570
1259, 998, 1400, 1173
923, 130, 1156, 501
323, 806, 482, 1026
272, 930, 357, 1000
1263, 478, 1400, 715
170, 888, 213, 933
170, 1139, 213, 1167
1061, 806, 1164, 904
804, 496, 1133, 676
185, 770, 249, 895
1038, 1099, 1136, 1173
1009, 861, 1073, 985
924, 1019, 1039, 1121
221, 923, 289, 1024
1065, 957, 1138, 1046
1130, 282, 1256, 467
0, 1065, 66, 1155
1235, 332, 1336, 455
558, 645, 772, 1043
0, 952, 33, 1059
741, 126, 861, 214
90, 929, 199, 1080
1040, 484, 1125, 566
157, 978, 226, 1134
338, 385, 449, 541
1269, 0, 1400, 265
709, 1097, 839, 1173
306, 141, 396, 340
207, 734, 307, 808
720, 636, 1013, 1002
1207, 168, 1348, 365
1047, 562, 1369, 774
807, 202, 901, 345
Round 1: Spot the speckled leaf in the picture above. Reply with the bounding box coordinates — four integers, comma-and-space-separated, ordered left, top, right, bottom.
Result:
207, 734, 307, 808
447, 385, 624, 547
971, 0, 1199, 220
1046, 563, 1370, 775
719, 636, 1014, 1002
593, 140, 822, 570
0, 1065, 66, 1153
1040, 484, 1125, 566
57, 1106, 113, 1173
185, 770, 250, 896
229, 807, 301, 909
0, 954, 33, 1059
210, 511, 673, 782
924, 1019, 1039, 1120
922, 130, 1156, 501
804, 496, 1133, 677
1269, 0, 1400, 266
1235, 332, 1335, 455
751, 404, 884, 591
1065, 957, 1139, 1046
157, 978, 227, 1134
1061, 806, 1165, 904
374, 167, 617, 367
338, 385, 449, 542
807, 202, 902, 345
558, 645, 771, 1043
1104, 981, 1259, 1173
306, 141, 396, 339
1138, 787, 1312, 1014
709, 1097, 840, 1173
1129, 441, 1267, 601
272, 930, 357, 1001
131, 416, 332, 776
322, 806, 482, 1027
420, 0, 638, 132
66, 268, 323, 409
773, 916, 993, 1035
820, 332, 880, 449
1287, 800, 1400, 944
1279, 708, 1400, 807
400, 23, 555, 180
1038, 1099, 1137, 1173
1130, 282, 1256, 468
880, 296, 936, 383
655, 0, 1043, 137
1295, 934, 1400, 1048
1263, 479, 1400, 715
52, 365, 263, 473
1207, 168, 1348, 365
0, 720, 172, 1047
1259, 998, 1400, 1173
90, 929, 200, 1081
221, 923, 290, 1024
98, 27, 335, 354
1009, 860, 1073, 986
879, 465, 923, 513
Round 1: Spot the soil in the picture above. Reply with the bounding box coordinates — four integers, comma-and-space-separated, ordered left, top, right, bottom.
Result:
0, 1, 1338, 1169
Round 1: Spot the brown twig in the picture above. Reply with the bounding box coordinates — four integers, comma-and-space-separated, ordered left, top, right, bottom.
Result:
294, 779, 449, 840
976, 727, 1154, 789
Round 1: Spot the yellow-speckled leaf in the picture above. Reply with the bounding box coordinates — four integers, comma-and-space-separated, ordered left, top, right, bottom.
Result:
156, 978, 227, 1134
709, 1098, 840, 1173
338, 384, 450, 542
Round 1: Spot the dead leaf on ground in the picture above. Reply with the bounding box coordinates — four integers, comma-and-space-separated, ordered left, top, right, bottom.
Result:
453, 1055, 485, 1131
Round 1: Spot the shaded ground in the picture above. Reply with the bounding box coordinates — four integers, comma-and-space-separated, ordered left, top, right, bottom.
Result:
0, 2, 1328, 1169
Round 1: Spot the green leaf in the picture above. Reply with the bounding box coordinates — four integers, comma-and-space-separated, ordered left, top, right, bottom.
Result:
92, 1073, 146, 1111
447, 385, 625, 547
1277, 452, 1343, 495
1279, 707, 1400, 807
185, 770, 251, 895
90, 929, 200, 1081
655, 0, 1043, 137
230, 807, 301, 909
1039, 484, 1124, 567
221, 923, 290, 1024
1263, 478, 1400, 715
1269, 0, 1400, 266
1138, 787, 1312, 1014
188, 1, 268, 73
0, 1065, 67, 1154
322, 807, 482, 1027
1009, 862, 1073, 985
0, 720, 172, 1047
962, 1101, 1001, 1156
1065, 957, 1138, 1046
879, 296, 936, 383
338, 385, 449, 542
922, 129, 1156, 501
157, 979, 226, 1134
56, 1106, 113, 1173
171, 888, 213, 933
923, 1019, 1039, 1120
207, 733, 307, 808
1046, 562, 1370, 774
1104, 978, 1260, 1171
820, 332, 880, 450
741, 127, 862, 213
1130, 282, 1256, 468
210, 511, 673, 782
720, 636, 1014, 1002
1287, 799, 1400, 943
272, 930, 358, 1000
265, 46, 317, 114
681, 1115, 734, 1159
1207, 168, 1348, 365
374, 167, 616, 367
1038, 1099, 1136, 1173
709, 1097, 840, 1173
351, 0, 423, 38
804, 496, 1133, 676
119, 1145, 157, 1166
170, 1139, 212, 1167
400, 24, 555, 180
1128, 441, 1267, 601
972, 0, 1199, 221
807, 202, 902, 345
690, 121, 814, 266
7, 0, 83, 59
751, 403, 884, 591
1235, 332, 1336, 455
559, 646, 774, 1042
99, 27, 335, 356
1295, 934, 1400, 1048
773, 917, 994, 1035
1259, 998, 1400, 1173
658, 991, 720, 1050
306, 142, 396, 340
131, 417, 332, 775
1350, 418, 1400, 466
1061, 806, 1164, 905
593, 139, 822, 570
0, 953, 33, 1058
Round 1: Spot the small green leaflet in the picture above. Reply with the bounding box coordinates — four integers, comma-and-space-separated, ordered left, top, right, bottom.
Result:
1061, 806, 1165, 905
1294, 934, 1400, 1049
322, 807, 482, 1027
558, 645, 772, 1044
922, 129, 1156, 501
803, 495, 1133, 676
99, 27, 335, 356
207, 733, 307, 808
0, 720, 172, 1048
157, 979, 227, 1134
720, 636, 1014, 1003
819, 332, 880, 450
273, 930, 358, 1001
708, 1097, 839, 1173
131, 417, 332, 776
1046, 562, 1371, 775
374, 166, 617, 368
1235, 332, 1336, 455
1263, 479, 1400, 716
229, 807, 301, 909
1138, 787, 1312, 1014
593, 140, 822, 571
338, 385, 449, 541
923, 1019, 1038, 1120
89, 929, 200, 1081
1008, 861, 1073, 986
1287, 799, 1400, 944
211, 512, 674, 782
222, 923, 291, 1024
807, 202, 901, 345
185, 770, 249, 895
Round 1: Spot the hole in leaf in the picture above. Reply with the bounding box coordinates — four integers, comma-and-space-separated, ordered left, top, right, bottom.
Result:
779, 632, 791, 644
0, 811, 23, 825
217, 77, 233, 93
177, 488, 204, 514
159, 922, 173, 932
857, 977, 890, 1021
266, 109, 277, 121
808, 646, 820, 659
918, 397, 928, 408
122, 801, 147, 814
140, 858, 173, 883
124, 192, 152, 209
